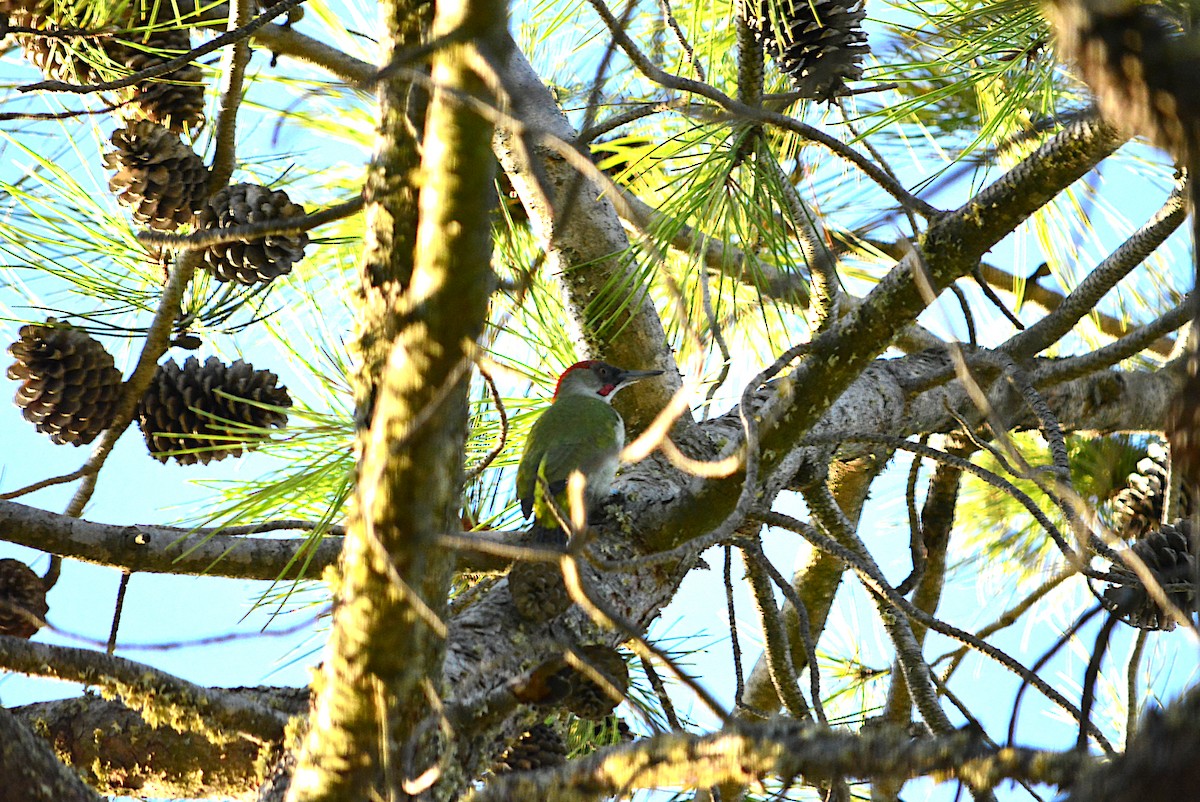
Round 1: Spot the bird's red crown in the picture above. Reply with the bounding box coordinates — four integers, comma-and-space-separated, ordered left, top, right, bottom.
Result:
553, 360, 604, 398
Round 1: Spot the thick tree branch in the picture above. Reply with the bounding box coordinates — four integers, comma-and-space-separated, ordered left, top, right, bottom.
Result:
1005, 175, 1188, 359
643, 116, 1124, 553
288, 0, 502, 798
0, 637, 288, 744
13, 688, 306, 801
0, 500, 519, 579
466, 721, 1084, 802
0, 705, 102, 802
493, 38, 681, 432
0, 499, 340, 580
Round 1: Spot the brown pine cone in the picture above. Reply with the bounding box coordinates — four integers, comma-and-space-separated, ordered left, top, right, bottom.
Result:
491, 723, 567, 774
6, 321, 122, 446
508, 561, 570, 622
104, 121, 209, 230
740, 0, 869, 101
197, 183, 309, 285
1103, 519, 1198, 630
555, 646, 630, 720
136, 356, 291, 465
1110, 443, 1197, 541
112, 26, 206, 133
0, 559, 48, 639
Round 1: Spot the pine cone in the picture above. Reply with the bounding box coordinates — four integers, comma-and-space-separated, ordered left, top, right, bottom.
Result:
508, 561, 571, 621
1045, 1, 1200, 163
1103, 519, 1198, 631
741, 0, 869, 101
0, 559, 48, 639
136, 356, 291, 465
104, 121, 209, 230
6, 322, 121, 446
15, 14, 109, 86
555, 646, 630, 720
491, 723, 567, 774
197, 183, 309, 285
112, 26, 206, 133
1111, 443, 1197, 541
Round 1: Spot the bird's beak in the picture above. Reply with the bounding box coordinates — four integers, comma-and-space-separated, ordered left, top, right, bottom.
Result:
616, 368, 664, 387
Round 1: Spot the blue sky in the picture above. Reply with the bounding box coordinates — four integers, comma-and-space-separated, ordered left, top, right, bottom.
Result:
2, 2, 1200, 801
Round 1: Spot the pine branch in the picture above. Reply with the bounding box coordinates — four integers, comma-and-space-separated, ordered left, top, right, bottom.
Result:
0, 636, 288, 743
467, 721, 1084, 802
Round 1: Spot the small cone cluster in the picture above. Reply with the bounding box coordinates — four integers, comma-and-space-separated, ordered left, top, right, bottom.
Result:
2, 8, 304, 465
0, 559, 49, 639
1111, 443, 1194, 541
136, 356, 292, 465
741, 0, 869, 101
104, 121, 210, 230
6, 322, 121, 446
508, 560, 571, 621
112, 25, 206, 134
6, 4, 206, 132
197, 183, 309, 285
491, 723, 567, 774
553, 646, 630, 720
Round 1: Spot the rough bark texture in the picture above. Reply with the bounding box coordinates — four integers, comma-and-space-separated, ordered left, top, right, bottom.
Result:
0, 704, 103, 802
4, 3, 1198, 800
464, 721, 1084, 802
493, 41, 682, 434
1065, 684, 1200, 802
351, 0, 430, 430
286, 0, 502, 799
13, 690, 304, 800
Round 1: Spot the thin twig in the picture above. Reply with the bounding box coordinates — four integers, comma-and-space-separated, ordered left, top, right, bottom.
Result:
640, 656, 680, 731
972, 264, 1025, 331
801, 485, 955, 736
739, 537, 812, 720
656, 0, 703, 81
0, 98, 130, 121
933, 568, 1074, 682
464, 364, 508, 482
723, 545, 746, 710
741, 537, 829, 727
947, 283, 977, 347
897, 443, 927, 597
138, 196, 366, 248
0, 468, 89, 501
756, 508, 1114, 754
207, 0, 255, 192
578, 99, 686, 143
1125, 629, 1147, 749
105, 570, 131, 655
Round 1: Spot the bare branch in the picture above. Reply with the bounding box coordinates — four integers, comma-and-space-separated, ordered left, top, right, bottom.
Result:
0, 636, 287, 743
466, 722, 1085, 802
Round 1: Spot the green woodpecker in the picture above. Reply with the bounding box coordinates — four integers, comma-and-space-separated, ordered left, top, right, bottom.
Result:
517, 360, 662, 533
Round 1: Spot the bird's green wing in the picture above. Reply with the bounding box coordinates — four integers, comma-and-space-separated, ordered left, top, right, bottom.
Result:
516, 396, 619, 521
